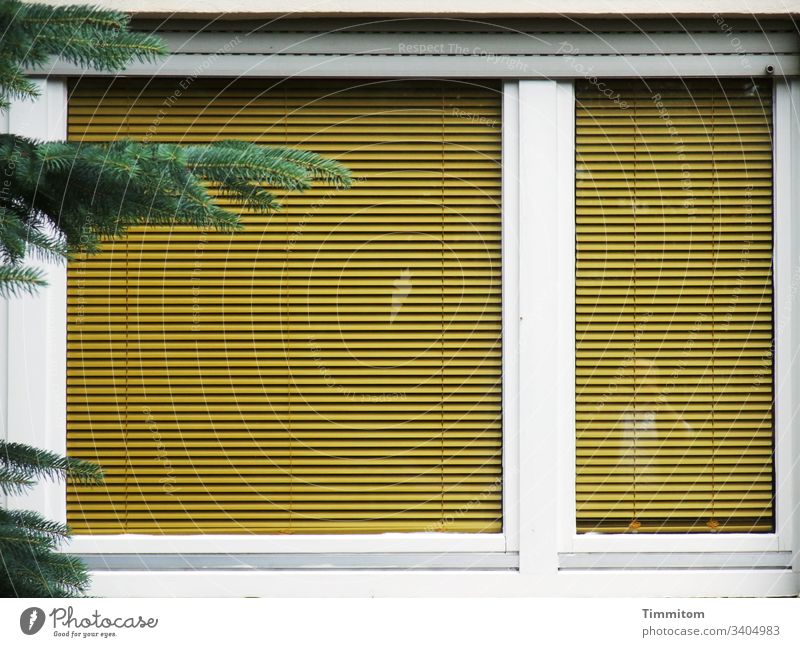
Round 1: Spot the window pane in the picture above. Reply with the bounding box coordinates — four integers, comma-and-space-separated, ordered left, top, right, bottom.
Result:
575, 79, 774, 533
66, 79, 503, 535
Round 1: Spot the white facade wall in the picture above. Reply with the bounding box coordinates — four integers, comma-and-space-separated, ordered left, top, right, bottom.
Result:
35, 0, 800, 17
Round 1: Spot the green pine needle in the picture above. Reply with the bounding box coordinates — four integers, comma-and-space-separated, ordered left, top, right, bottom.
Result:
0, 441, 104, 486
0, 468, 36, 497
0, 510, 71, 546
0, 264, 47, 297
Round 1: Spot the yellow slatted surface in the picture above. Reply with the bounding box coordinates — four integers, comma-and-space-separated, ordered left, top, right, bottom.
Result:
575, 79, 774, 534
66, 79, 502, 534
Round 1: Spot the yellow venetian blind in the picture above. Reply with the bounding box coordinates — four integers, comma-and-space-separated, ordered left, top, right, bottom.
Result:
66, 79, 502, 534
575, 79, 774, 533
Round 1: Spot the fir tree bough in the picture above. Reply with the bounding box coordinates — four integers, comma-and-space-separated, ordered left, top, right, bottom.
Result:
0, 443, 103, 597
0, 0, 352, 596
1, 135, 351, 296
0, 0, 351, 296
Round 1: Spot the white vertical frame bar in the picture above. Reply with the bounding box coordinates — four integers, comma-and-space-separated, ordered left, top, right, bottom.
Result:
791, 78, 800, 593
777, 80, 800, 588
5, 78, 68, 524
516, 80, 574, 576
502, 81, 521, 552
773, 80, 796, 555
0, 104, 9, 496
794, 78, 800, 593
555, 82, 577, 553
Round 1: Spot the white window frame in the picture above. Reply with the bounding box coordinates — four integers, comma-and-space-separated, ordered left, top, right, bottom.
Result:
4, 77, 520, 558
557, 78, 796, 558
1, 78, 69, 528
2, 76, 797, 596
